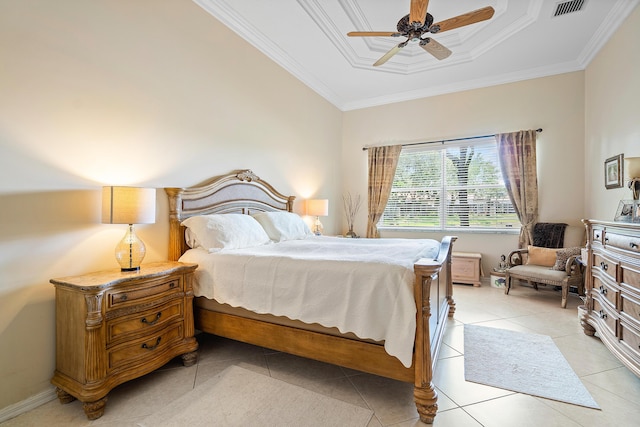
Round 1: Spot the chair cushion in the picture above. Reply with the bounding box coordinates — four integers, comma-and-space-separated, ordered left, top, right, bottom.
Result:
552, 246, 582, 271
508, 265, 568, 282
526, 246, 559, 267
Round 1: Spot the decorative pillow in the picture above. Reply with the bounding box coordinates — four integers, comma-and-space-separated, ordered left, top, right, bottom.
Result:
181, 214, 271, 251
552, 246, 582, 271
252, 211, 312, 242
526, 246, 559, 267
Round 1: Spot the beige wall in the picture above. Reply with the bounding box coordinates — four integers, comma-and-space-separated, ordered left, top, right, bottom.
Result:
585, 5, 640, 219
342, 72, 586, 271
0, 0, 342, 410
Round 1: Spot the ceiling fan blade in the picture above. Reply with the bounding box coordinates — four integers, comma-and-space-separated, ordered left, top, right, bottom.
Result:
347, 31, 401, 37
431, 6, 495, 33
420, 38, 452, 60
410, 0, 430, 26
373, 42, 407, 66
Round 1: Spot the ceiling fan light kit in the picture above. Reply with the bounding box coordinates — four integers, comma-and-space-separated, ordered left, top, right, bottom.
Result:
347, 0, 495, 66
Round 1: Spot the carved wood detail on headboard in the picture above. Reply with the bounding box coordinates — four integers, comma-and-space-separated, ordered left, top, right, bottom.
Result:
165, 170, 296, 261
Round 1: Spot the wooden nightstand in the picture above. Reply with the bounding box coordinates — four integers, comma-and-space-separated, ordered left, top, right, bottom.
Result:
451, 252, 483, 286
50, 261, 198, 420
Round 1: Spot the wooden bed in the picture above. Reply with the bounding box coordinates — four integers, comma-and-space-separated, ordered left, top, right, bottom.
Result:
165, 169, 456, 424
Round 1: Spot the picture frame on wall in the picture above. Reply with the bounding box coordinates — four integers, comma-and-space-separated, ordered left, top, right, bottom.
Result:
605, 154, 624, 189
614, 200, 640, 223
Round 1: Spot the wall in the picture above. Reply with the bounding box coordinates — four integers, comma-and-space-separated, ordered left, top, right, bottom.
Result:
585, 5, 640, 218
342, 72, 586, 271
0, 0, 342, 411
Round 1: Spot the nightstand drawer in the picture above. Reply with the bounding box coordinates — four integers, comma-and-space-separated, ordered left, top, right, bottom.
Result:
106, 300, 184, 345
107, 277, 181, 308
108, 323, 184, 370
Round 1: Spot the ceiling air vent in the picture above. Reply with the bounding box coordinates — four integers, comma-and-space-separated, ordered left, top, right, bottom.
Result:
553, 0, 586, 17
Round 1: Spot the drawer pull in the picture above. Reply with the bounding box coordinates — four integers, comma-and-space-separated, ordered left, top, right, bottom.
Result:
599, 286, 607, 296
600, 261, 608, 271
170, 282, 176, 288
141, 337, 161, 351
604, 237, 609, 243
141, 312, 162, 326
595, 233, 600, 239
599, 310, 607, 320
118, 294, 128, 302
631, 242, 639, 249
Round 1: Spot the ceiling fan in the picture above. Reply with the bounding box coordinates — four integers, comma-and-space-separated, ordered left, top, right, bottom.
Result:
347, 0, 495, 66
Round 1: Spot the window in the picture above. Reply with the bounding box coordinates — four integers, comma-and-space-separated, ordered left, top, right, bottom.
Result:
380, 137, 519, 231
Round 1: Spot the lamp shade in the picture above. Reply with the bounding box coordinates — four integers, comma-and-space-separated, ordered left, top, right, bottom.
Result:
305, 199, 329, 217
625, 157, 640, 179
102, 187, 156, 225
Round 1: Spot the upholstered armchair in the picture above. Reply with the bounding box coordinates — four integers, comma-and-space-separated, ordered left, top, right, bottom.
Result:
504, 223, 584, 308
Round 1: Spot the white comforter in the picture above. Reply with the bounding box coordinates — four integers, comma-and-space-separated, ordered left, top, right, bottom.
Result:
179, 236, 440, 367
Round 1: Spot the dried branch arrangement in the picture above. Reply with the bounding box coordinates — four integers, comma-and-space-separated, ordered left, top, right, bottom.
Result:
342, 193, 362, 238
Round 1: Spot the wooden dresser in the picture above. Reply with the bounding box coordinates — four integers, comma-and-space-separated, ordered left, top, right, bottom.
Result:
582, 220, 640, 377
50, 261, 199, 419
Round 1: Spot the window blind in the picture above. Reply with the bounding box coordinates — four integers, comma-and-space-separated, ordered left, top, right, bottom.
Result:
380, 137, 519, 230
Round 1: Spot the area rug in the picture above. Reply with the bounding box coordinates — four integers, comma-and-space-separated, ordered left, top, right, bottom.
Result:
464, 324, 599, 409
137, 365, 373, 427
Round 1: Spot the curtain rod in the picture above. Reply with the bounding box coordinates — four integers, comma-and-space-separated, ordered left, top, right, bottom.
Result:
361, 128, 543, 151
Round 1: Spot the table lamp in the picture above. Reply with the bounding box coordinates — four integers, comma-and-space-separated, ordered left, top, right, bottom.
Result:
102, 186, 156, 271
305, 199, 329, 236
625, 157, 640, 200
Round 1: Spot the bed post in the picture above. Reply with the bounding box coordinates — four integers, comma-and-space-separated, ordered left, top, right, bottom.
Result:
165, 187, 184, 262
413, 260, 440, 423
412, 236, 456, 424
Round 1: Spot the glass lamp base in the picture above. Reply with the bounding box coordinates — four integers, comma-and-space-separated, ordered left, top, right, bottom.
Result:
115, 224, 146, 272
312, 217, 324, 236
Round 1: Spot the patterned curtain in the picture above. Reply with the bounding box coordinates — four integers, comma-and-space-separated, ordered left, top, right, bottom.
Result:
366, 145, 402, 238
496, 130, 539, 248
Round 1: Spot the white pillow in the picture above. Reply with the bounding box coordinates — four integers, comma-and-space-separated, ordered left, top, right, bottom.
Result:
181, 214, 271, 252
252, 211, 312, 242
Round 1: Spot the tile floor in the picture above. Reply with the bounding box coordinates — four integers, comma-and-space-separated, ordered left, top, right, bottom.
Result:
3, 281, 640, 426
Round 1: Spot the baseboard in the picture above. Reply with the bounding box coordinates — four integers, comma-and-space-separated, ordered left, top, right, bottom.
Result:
0, 387, 57, 423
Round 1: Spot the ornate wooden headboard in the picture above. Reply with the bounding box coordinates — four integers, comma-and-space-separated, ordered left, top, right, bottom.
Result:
165, 169, 295, 261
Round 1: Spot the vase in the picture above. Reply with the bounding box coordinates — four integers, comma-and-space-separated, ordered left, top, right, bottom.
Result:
345, 226, 358, 238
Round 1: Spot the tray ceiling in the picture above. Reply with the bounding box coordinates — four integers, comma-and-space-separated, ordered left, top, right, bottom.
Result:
194, 0, 638, 111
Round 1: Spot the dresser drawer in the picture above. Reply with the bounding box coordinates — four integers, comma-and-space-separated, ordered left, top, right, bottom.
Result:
108, 323, 184, 370
107, 276, 182, 308
593, 276, 620, 309
592, 226, 605, 244
621, 263, 640, 289
621, 286, 640, 328
593, 252, 619, 282
620, 322, 640, 360
106, 299, 184, 345
604, 231, 640, 254
592, 298, 618, 337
